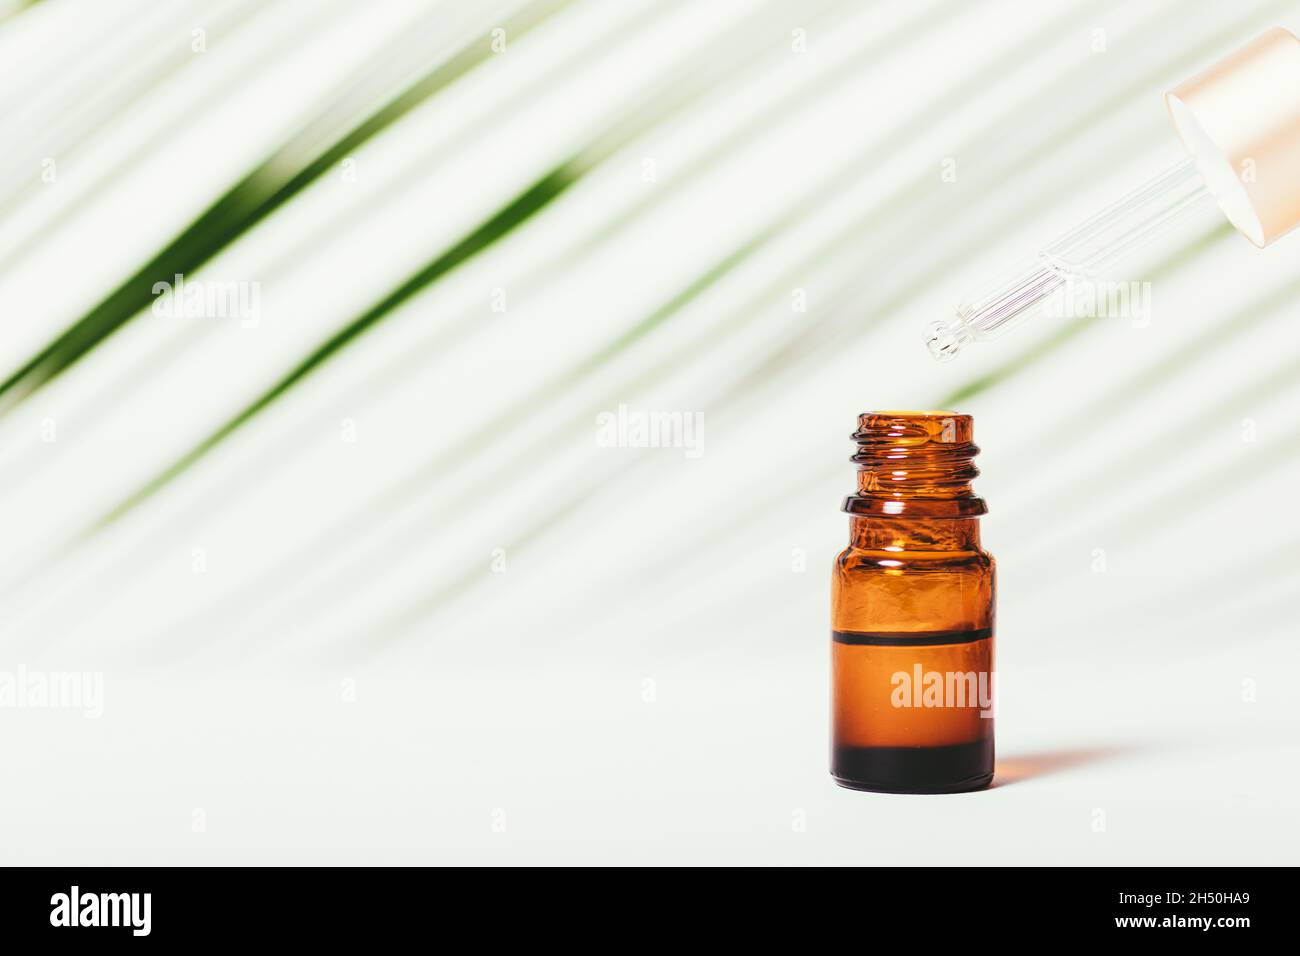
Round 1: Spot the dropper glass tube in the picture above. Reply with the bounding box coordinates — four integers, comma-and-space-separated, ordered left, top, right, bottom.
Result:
925, 157, 1211, 361
924, 26, 1300, 362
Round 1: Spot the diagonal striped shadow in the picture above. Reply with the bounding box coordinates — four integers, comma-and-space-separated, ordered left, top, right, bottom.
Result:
0, 0, 573, 414
76, 0, 849, 532
124, 0, 1108, 651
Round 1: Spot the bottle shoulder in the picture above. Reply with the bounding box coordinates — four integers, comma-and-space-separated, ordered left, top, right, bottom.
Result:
835, 545, 994, 574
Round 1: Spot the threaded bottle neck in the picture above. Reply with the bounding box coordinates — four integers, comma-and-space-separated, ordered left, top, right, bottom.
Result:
843, 410, 986, 519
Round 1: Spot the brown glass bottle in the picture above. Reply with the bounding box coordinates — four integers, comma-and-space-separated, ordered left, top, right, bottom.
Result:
831, 411, 995, 793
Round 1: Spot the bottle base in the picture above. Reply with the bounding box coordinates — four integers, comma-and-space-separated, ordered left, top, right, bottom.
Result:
831, 739, 993, 794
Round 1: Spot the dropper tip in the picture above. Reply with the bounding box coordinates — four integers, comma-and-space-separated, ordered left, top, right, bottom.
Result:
924, 317, 972, 362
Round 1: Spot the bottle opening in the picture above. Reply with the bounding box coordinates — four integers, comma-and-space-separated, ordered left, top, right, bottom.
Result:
870, 409, 961, 417
853, 410, 973, 445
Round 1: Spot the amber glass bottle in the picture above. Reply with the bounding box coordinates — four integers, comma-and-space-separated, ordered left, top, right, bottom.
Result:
831, 410, 995, 793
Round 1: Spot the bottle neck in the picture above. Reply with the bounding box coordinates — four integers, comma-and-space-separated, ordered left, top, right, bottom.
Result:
842, 410, 986, 521
850, 515, 981, 552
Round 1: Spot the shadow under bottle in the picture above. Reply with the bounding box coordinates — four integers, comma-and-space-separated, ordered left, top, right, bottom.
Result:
831, 411, 995, 794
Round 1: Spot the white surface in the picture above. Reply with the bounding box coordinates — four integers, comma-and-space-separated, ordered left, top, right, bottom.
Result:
4, 641, 1294, 865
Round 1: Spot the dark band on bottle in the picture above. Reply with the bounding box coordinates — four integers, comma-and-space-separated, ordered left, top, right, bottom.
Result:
832, 626, 993, 646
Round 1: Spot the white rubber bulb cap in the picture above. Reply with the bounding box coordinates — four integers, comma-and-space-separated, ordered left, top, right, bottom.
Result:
1166, 27, 1300, 248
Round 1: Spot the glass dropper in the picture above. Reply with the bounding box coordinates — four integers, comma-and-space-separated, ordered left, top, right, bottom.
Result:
924, 26, 1300, 362
925, 157, 1209, 361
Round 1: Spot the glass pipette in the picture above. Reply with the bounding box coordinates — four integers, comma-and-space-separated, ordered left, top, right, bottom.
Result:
926, 26, 1300, 362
